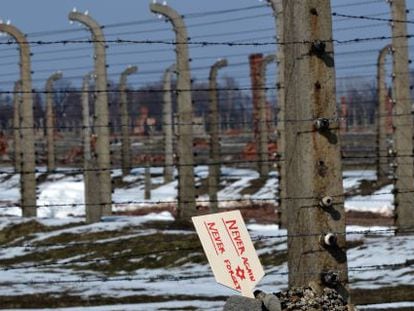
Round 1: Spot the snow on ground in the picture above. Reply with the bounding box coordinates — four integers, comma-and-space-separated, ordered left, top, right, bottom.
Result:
217, 167, 260, 201
0, 172, 20, 203
342, 170, 377, 191
342, 170, 394, 216
37, 176, 86, 218
250, 171, 278, 201
0, 214, 412, 310
345, 184, 394, 216
0, 166, 392, 218
11, 301, 224, 311
0, 167, 408, 310
357, 301, 414, 310
348, 233, 414, 289
0, 216, 32, 230
36, 217, 84, 227
27, 213, 173, 244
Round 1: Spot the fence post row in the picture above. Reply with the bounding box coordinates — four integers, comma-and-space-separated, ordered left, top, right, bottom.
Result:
1, 6, 411, 307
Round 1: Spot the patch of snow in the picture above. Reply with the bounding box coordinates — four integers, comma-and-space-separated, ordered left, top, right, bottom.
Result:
0, 246, 32, 260
0, 216, 32, 230
348, 235, 414, 288
122, 175, 140, 183
37, 177, 86, 218
357, 301, 414, 310
0, 221, 412, 310
345, 184, 394, 216
343, 170, 376, 191
12, 300, 224, 311
36, 217, 84, 227
250, 176, 278, 201
30, 213, 173, 243
247, 223, 280, 233
111, 169, 123, 178
0, 173, 20, 202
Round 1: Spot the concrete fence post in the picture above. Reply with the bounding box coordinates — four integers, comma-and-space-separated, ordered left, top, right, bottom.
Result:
267, 0, 287, 228
45, 71, 63, 173
150, 3, 197, 223
389, 0, 414, 232
0, 23, 37, 217
69, 11, 112, 216
119, 65, 138, 176
13, 80, 22, 173
82, 72, 101, 223
208, 59, 228, 213
163, 64, 176, 184
376, 45, 392, 183
258, 54, 276, 178
144, 160, 151, 200
283, 0, 349, 300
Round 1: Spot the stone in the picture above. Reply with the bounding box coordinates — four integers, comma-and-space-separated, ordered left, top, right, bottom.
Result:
255, 290, 282, 311
223, 296, 263, 311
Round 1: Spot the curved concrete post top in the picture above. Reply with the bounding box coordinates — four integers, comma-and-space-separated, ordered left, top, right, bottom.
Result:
150, 3, 187, 35
209, 58, 228, 81
68, 11, 104, 39
120, 65, 138, 86
0, 23, 27, 43
46, 72, 63, 91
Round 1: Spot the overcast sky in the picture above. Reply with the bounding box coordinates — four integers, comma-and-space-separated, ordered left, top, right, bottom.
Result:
0, 0, 412, 94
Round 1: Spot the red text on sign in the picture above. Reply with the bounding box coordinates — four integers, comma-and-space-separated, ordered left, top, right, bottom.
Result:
206, 221, 225, 254
224, 219, 246, 255
224, 259, 241, 290
242, 256, 256, 281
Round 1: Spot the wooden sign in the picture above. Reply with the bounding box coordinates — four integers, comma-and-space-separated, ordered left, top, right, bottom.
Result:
192, 210, 264, 298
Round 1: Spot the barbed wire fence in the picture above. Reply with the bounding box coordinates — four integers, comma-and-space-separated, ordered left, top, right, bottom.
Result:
0, 0, 413, 307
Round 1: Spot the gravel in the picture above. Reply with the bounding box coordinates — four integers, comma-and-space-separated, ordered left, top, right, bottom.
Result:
275, 287, 349, 311
223, 286, 349, 311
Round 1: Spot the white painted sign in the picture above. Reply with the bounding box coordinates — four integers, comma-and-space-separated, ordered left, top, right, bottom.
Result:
192, 210, 264, 298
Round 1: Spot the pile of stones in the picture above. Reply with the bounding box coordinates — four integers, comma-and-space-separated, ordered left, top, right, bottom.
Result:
223, 286, 350, 311
275, 287, 349, 311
